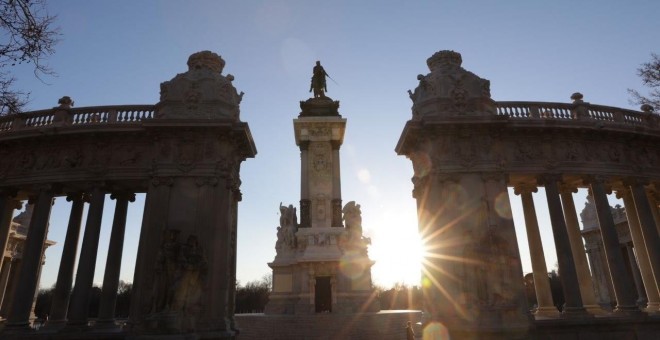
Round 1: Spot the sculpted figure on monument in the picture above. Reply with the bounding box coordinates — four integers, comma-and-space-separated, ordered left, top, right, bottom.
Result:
310, 61, 329, 98
342, 201, 363, 239
278, 203, 298, 249
173, 235, 207, 316
151, 228, 181, 313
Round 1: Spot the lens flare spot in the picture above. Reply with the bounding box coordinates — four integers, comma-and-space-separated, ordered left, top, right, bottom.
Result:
411, 152, 432, 178
423, 321, 451, 340
494, 192, 512, 219
422, 276, 432, 289
339, 251, 367, 279
444, 183, 468, 208
357, 168, 371, 183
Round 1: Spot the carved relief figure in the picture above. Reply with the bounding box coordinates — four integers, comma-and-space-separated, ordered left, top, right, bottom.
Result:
173, 235, 207, 315
151, 228, 181, 313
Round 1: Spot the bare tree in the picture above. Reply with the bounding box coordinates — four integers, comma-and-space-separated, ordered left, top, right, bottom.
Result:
0, 0, 58, 115
628, 53, 660, 111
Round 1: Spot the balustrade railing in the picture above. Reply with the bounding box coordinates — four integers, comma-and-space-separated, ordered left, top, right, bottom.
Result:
496, 101, 658, 129
0, 105, 155, 133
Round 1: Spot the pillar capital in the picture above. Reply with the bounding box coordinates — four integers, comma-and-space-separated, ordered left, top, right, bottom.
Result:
110, 192, 136, 202
512, 182, 538, 196
299, 140, 310, 151
583, 175, 612, 194
65, 192, 89, 203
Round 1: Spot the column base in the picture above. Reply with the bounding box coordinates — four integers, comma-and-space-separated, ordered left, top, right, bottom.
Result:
60, 320, 91, 333
93, 319, 120, 331
613, 304, 645, 316
533, 306, 560, 318
584, 304, 610, 316
561, 306, 593, 319
40, 319, 67, 332
1, 321, 32, 333
643, 302, 660, 314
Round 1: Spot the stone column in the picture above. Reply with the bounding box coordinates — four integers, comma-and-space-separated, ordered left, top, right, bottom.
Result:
0, 193, 20, 318
47, 193, 87, 328
540, 175, 587, 317
647, 188, 660, 236
513, 183, 558, 317
559, 184, 604, 315
5, 188, 55, 330
331, 141, 342, 228
627, 179, 660, 304
96, 192, 135, 328
67, 186, 106, 327
300, 141, 310, 228
0, 258, 13, 316
0, 190, 20, 282
588, 178, 640, 314
228, 196, 239, 332
625, 244, 647, 306
0, 258, 20, 318
617, 188, 660, 312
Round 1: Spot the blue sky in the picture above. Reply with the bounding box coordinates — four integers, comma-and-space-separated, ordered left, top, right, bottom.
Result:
8, 1, 659, 289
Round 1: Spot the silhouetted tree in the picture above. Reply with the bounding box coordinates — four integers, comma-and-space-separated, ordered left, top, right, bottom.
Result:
34, 286, 53, 319
115, 280, 132, 318
0, 0, 58, 114
548, 270, 564, 312
628, 53, 660, 110
377, 283, 422, 310
235, 274, 271, 313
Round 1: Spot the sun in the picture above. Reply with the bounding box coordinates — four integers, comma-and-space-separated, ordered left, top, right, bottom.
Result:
368, 210, 424, 289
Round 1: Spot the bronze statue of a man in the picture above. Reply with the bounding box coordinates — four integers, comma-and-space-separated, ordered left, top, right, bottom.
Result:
310, 61, 329, 98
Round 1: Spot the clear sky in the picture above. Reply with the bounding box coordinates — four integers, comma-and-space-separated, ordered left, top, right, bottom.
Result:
7, 1, 659, 290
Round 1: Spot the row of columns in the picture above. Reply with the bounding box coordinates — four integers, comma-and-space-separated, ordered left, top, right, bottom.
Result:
513, 176, 660, 317
0, 186, 134, 332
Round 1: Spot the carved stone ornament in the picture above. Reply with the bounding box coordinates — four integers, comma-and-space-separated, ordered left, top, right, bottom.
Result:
157, 51, 242, 120
409, 50, 496, 118
150, 230, 207, 316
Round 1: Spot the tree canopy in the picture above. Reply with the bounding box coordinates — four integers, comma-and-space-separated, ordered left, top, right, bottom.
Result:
0, 0, 58, 115
628, 53, 660, 111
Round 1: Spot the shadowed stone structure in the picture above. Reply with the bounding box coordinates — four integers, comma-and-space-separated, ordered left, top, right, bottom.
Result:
0, 51, 256, 339
397, 50, 660, 339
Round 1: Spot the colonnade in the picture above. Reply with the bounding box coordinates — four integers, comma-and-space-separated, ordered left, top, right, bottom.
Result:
513, 177, 660, 317
0, 187, 136, 331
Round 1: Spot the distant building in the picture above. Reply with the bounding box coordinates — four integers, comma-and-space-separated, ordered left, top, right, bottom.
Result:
0, 204, 56, 321
580, 195, 647, 308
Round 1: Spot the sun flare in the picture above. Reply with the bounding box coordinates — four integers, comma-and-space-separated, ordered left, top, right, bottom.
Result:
368, 212, 424, 288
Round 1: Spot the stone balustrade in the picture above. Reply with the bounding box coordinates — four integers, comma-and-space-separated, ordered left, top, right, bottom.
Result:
496, 101, 658, 128
0, 105, 155, 132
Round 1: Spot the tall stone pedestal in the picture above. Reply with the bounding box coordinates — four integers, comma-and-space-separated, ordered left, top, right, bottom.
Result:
265, 96, 379, 316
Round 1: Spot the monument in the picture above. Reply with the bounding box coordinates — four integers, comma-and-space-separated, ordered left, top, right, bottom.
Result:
264, 61, 379, 315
